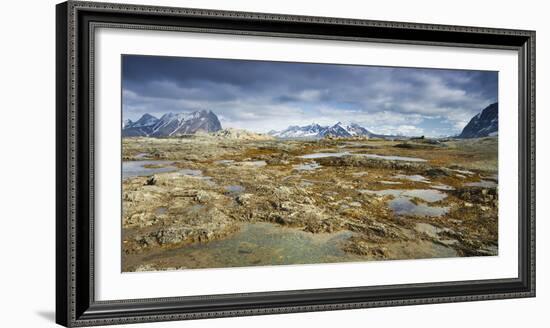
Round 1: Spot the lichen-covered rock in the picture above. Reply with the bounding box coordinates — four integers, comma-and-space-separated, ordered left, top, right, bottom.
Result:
316, 156, 428, 172
121, 135, 499, 270
236, 193, 253, 206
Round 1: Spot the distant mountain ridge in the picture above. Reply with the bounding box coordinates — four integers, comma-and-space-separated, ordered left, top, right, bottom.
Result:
458, 103, 498, 138
269, 122, 379, 139
124, 106, 497, 140
122, 110, 222, 137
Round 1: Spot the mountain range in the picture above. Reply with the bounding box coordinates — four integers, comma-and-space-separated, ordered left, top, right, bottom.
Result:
122, 110, 222, 137
123, 103, 498, 139
269, 103, 499, 139
458, 102, 498, 138
268, 122, 379, 139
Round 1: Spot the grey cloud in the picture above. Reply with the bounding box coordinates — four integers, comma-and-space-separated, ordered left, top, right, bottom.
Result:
122, 55, 497, 136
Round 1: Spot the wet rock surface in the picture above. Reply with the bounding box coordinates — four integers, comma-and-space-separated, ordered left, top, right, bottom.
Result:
121, 135, 498, 271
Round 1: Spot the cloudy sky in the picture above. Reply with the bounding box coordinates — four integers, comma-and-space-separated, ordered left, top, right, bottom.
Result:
122, 55, 498, 137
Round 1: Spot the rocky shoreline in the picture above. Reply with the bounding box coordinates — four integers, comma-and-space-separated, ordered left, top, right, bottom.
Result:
122, 135, 498, 271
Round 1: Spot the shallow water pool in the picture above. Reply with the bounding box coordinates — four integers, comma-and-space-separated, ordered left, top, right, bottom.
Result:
138, 223, 363, 269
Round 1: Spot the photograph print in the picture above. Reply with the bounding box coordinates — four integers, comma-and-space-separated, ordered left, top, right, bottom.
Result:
121, 55, 499, 272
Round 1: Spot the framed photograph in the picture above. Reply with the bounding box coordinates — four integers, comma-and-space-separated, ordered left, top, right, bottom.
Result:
56, 1, 535, 326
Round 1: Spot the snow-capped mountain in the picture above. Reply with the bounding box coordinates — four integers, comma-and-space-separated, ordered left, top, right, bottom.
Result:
131, 113, 158, 128
343, 123, 373, 136
269, 123, 326, 138
324, 122, 353, 137
269, 122, 375, 139
122, 113, 159, 137
122, 110, 222, 137
458, 103, 498, 138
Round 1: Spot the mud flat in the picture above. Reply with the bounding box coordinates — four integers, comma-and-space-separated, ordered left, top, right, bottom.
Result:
121, 135, 498, 271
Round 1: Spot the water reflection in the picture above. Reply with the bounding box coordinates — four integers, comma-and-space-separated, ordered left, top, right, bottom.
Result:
122, 160, 177, 179
360, 189, 449, 217
141, 223, 362, 269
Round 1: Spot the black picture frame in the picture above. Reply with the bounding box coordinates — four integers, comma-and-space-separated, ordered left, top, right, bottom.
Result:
56, 1, 536, 326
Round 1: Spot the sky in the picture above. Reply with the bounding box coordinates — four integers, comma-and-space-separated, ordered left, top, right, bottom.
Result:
122, 55, 498, 137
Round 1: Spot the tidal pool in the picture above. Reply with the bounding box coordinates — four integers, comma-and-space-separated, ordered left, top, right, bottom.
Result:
431, 184, 455, 191
360, 189, 449, 217
122, 160, 177, 179
299, 152, 426, 162
357, 153, 427, 162
465, 180, 498, 188
123, 160, 212, 181
393, 174, 430, 183
299, 152, 351, 159
135, 223, 364, 269
293, 162, 322, 171
388, 198, 449, 217
363, 189, 447, 202
124, 221, 463, 271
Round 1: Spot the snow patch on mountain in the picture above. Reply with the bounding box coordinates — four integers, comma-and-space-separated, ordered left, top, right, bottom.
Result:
122, 110, 222, 137
269, 122, 375, 139
458, 103, 498, 138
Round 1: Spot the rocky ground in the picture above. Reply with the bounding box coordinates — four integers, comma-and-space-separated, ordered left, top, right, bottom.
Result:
121, 135, 498, 271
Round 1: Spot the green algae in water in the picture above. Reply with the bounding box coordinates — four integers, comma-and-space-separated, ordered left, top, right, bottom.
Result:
140, 223, 363, 269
